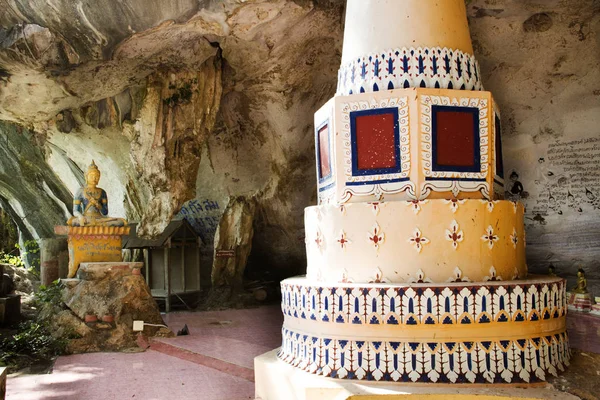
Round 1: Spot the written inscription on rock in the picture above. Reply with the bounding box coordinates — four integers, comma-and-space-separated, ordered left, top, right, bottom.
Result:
75, 241, 122, 258
526, 137, 600, 218
178, 199, 222, 244
216, 249, 235, 258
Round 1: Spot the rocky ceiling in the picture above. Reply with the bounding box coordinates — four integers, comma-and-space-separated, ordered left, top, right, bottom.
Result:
0, 0, 598, 289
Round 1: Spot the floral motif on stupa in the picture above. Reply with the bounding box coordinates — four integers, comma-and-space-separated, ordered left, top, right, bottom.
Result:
337, 230, 351, 250
368, 223, 385, 249
444, 198, 466, 213
445, 220, 464, 250
407, 199, 428, 215
510, 228, 518, 249
408, 228, 429, 253
481, 225, 499, 249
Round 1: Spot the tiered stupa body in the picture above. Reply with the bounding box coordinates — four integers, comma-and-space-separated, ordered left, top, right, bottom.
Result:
278, 0, 569, 384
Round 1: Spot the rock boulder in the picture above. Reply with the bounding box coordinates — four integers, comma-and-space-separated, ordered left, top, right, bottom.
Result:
45, 262, 172, 353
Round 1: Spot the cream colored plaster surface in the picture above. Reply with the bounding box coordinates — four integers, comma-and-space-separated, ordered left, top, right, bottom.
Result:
254, 349, 578, 400
341, 0, 474, 64
305, 200, 526, 284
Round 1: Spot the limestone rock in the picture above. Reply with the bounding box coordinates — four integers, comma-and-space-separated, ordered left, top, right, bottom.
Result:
0, 263, 38, 317
55, 262, 173, 353
212, 197, 256, 290
1, 264, 36, 294
0, 0, 598, 295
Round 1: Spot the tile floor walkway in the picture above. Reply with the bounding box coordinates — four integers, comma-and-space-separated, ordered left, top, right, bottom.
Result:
5, 304, 600, 400
6, 305, 283, 400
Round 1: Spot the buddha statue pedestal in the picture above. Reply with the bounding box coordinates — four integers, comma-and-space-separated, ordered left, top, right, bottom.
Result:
47, 161, 171, 352
56, 261, 172, 352
568, 292, 593, 312
54, 225, 130, 278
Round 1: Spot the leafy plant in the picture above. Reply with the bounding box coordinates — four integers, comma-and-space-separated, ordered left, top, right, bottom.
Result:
0, 240, 40, 278
0, 320, 67, 372
0, 250, 24, 267
34, 281, 63, 307
0, 281, 69, 372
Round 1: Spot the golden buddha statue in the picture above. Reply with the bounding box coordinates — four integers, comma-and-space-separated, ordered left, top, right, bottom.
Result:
573, 268, 588, 294
67, 161, 127, 227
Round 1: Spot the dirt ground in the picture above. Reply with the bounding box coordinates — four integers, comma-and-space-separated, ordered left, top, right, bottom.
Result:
550, 350, 600, 400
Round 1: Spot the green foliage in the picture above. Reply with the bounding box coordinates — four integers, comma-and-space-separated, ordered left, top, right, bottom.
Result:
0, 320, 67, 371
0, 249, 24, 267
0, 240, 40, 278
34, 281, 63, 307
1, 281, 69, 372
20, 240, 40, 273
22, 240, 39, 255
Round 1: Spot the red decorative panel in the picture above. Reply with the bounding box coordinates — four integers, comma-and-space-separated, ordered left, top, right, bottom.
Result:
318, 124, 331, 179
435, 110, 476, 167
354, 112, 397, 171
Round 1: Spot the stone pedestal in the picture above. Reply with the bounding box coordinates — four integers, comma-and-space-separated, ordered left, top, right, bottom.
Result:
0, 294, 20, 325
0, 367, 5, 400
49, 261, 172, 353
39, 237, 68, 285
54, 225, 130, 278
255, 349, 578, 400
567, 292, 593, 312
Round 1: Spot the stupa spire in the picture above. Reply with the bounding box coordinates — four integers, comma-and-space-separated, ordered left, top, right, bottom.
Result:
338, 0, 482, 95
255, 2, 570, 394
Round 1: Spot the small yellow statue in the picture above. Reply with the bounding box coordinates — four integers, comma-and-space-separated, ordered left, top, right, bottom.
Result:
548, 264, 556, 277
67, 161, 127, 227
573, 268, 588, 294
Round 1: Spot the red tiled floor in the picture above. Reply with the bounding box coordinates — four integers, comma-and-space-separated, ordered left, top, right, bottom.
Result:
567, 311, 600, 354
161, 306, 283, 350
7, 351, 255, 400
6, 304, 599, 400
7, 305, 282, 400
154, 305, 282, 370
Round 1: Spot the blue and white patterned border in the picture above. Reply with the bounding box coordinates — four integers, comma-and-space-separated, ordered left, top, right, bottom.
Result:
279, 328, 569, 384
337, 47, 483, 96
278, 277, 570, 384
281, 278, 566, 325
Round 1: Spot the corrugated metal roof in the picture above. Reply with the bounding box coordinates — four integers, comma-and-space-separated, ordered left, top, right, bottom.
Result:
123, 219, 200, 248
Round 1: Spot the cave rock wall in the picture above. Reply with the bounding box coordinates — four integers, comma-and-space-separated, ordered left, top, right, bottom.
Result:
0, 0, 598, 292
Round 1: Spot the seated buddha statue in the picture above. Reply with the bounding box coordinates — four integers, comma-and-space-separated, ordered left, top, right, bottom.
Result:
573, 268, 588, 294
67, 161, 127, 227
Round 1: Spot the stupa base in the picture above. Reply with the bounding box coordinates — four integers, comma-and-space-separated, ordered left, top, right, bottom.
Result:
255, 349, 577, 400
278, 276, 570, 385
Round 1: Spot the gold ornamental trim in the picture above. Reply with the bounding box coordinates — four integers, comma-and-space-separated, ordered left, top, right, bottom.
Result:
283, 315, 566, 342
67, 226, 130, 236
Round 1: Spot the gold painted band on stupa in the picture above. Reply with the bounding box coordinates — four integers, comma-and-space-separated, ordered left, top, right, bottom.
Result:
283, 315, 566, 343
67, 226, 130, 235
